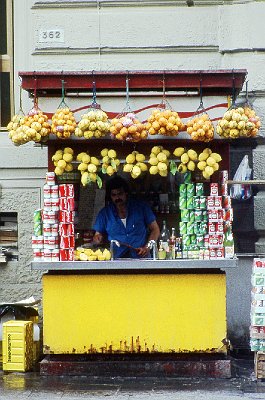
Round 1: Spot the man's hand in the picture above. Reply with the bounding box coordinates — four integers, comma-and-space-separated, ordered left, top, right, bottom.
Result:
136, 246, 149, 258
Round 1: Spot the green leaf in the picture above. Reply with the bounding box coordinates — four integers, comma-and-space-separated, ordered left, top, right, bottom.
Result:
101, 167, 107, 174
110, 159, 117, 171
96, 175, 103, 189
170, 160, 177, 176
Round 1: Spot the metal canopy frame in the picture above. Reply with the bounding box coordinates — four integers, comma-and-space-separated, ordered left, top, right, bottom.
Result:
18, 69, 247, 97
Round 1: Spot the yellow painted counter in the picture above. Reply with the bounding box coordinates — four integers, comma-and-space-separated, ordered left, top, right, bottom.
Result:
42, 271, 227, 354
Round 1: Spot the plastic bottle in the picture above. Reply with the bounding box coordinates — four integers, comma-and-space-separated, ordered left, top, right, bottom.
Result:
160, 220, 170, 252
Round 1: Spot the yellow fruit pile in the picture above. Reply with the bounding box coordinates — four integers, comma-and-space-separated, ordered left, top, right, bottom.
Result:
146, 109, 184, 136
52, 147, 74, 176
51, 107, 77, 138
173, 147, 197, 173
148, 146, 170, 177
197, 148, 222, 179
75, 109, 110, 139
110, 113, 147, 142
216, 106, 261, 139
77, 152, 101, 186
101, 148, 120, 176
123, 151, 148, 179
7, 111, 51, 146
75, 247, 111, 261
186, 113, 214, 142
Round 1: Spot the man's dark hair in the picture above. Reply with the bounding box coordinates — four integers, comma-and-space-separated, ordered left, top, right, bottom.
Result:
105, 175, 129, 202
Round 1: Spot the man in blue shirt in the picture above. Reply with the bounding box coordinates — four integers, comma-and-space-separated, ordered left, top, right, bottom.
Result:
93, 176, 160, 258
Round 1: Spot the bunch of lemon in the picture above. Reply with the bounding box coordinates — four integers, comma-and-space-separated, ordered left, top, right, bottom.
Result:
148, 146, 170, 177
123, 151, 148, 179
101, 148, 120, 176
52, 147, 75, 176
75, 247, 111, 261
197, 148, 222, 179
216, 106, 261, 139
75, 109, 110, 139
77, 152, 101, 187
146, 109, 184, 136
7, 110, 51, 146
173, 147, 198, 173
186, 113, 214, 142
110, 112, 147, 142
51, 107, 77, 139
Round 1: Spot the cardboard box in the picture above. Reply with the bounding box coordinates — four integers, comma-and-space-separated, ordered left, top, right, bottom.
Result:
2, 320, 33, 372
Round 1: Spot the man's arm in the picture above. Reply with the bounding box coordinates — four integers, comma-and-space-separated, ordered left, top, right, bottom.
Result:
137, 220, 160, 257
93, 231, 104, 245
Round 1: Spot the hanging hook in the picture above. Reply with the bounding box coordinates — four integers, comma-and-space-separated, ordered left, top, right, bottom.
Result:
162, 71, 166, 100
92, 70, 97, 107
232, 69, 236, 106
33, 75, 38, 108
245, 80, 249, 104
199, 72, 203, 109
125, 70, 130, 108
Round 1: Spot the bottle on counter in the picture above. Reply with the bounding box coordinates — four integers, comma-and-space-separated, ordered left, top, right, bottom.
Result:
169, 228, 176, 259
160, 220, 170, 252
223, 222, 235, 259
175, 237, 182, 259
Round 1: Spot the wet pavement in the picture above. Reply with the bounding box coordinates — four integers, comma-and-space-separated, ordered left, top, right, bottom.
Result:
1, 357, 265, 399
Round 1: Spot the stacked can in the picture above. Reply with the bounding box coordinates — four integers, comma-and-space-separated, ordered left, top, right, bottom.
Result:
220, 170, 233, 225
42, 172, 60, 262
207, 182, 225, 259
179, 181, 208, 259
250, 258, 265, 351
58, 184, 75, 261
32, 209, 44, 261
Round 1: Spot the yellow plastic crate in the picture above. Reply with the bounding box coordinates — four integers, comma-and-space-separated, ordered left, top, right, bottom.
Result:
2, 320, 33, 372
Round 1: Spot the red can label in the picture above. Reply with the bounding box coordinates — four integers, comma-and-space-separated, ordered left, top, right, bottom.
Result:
209, 249, 216, 259
210, 183, 219, 196
59, 211, 74, 223
216, 221, 224, 233
223, 195, 232, 209
43, 184, 51, 198
224, 208, 233, 222
60, 249, 68, 261
51, 185, 59, 198
207, 196, 215, 209
216, 248, 224, 258
214, 196, 222, 209
68, 248, 74, 261
219, 170, 229, 184
67, 223, 74, 236
208, 210, 219, 221
67, 184, 74, 197
221, 183, 228, 196
208, 222, 216, 234
59, 184, 68, 198
59, 223, 68, 236
59, 197, 69, 211
46, 172, 55, 185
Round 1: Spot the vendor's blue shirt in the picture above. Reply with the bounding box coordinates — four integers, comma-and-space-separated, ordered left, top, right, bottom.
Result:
93, 199, 156, 258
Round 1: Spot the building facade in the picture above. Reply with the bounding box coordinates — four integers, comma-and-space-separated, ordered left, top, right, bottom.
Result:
1, 0, 265, 348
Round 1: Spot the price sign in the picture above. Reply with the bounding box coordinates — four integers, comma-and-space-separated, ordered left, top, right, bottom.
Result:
39, 29, 64, 43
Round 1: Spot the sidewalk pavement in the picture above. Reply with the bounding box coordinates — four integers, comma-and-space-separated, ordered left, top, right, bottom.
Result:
1, 357, 265, 399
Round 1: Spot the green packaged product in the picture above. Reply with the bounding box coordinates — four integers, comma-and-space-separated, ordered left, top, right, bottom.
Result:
183, 172, 192, 183
186, 221, 194, 235
186, 196, 194, 210
186, 183, 195, 197
195, 183, 204, 196
33, 209, 42, 223
181, 209, 189, 222
199, 196, 207, 210
179, 196, 187, 210
179, 184, 187, 196
182, 234, 191, 247
179, 222, 187, 235
193, 196, 201, 210
194, 210, 203, 222
190, 234, 197, 245
189, 210, 195, 223
196, 235, 204, 248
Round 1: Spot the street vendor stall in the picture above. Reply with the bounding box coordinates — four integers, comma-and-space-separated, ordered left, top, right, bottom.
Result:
14, 70, 256, 376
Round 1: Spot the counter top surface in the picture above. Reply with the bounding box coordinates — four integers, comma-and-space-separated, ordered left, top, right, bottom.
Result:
31, 258, 238, 271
